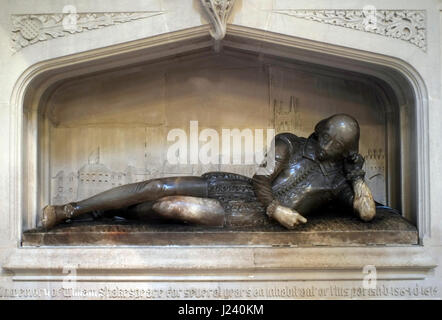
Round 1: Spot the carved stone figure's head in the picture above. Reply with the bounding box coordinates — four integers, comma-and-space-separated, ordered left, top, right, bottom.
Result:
314, 114, 360, 160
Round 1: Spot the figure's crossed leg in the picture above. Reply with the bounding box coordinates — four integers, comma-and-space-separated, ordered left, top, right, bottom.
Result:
41, 176, 210, 229
131, 196, 225, 226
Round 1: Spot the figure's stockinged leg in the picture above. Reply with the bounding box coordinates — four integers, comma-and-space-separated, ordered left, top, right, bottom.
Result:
41, 177, 208, 229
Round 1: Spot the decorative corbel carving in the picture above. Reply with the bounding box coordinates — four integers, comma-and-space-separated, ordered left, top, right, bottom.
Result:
200, 0, 235, 47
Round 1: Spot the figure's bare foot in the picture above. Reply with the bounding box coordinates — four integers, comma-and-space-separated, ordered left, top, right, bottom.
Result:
41, 205, 57, 229
267, 202, 307, 229
41, 204, 76, 229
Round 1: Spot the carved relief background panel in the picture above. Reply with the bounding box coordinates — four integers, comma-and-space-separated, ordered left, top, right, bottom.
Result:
46, 51, 388, 206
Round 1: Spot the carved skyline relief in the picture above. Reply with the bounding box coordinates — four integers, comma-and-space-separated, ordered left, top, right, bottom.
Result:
52, 147, 145, 204
362, 148, 386, 204
11, 11, 165, 51
200, 0, 236, 41
272, 9, 427, 51
274, 96, 303, 134
51, 146, 257, 205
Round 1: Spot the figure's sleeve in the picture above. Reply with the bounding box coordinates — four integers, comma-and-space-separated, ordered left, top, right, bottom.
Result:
336, 181, 355, 208
252, 135, 291, 207
336, 173, 376, 221
337, 152, 366, 208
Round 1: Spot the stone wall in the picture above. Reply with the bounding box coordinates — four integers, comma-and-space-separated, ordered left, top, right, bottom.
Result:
0, 0, 441, 300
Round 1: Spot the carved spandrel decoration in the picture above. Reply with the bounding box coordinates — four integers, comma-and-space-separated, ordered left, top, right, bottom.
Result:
11, 11, 165, 51
271, 9, 426, 51
11, 6, 426, 53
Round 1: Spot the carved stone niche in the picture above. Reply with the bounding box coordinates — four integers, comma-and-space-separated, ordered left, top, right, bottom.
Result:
4, 26, 434, 283
15, 32, 422, 249
17, 29, 423, 247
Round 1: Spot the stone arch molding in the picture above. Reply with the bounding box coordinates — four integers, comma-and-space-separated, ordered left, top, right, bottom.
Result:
9, 24, 430, 243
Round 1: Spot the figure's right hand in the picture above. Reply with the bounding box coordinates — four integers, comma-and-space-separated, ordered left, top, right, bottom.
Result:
268, 204, 307, 229
344, 152, 365, 181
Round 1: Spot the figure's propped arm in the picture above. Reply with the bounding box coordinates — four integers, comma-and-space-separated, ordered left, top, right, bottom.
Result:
342, 153, 376, 221
352, 179, 376, 221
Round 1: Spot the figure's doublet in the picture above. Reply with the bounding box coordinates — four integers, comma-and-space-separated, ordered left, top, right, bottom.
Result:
202, 132, 351, 225
271, 133, 348, 212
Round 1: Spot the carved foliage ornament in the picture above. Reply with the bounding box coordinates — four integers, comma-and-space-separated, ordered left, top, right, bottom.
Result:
11, 7, 426, 52
11, 11, 165, 51
200, 0, 235, 40
272, 9, 426, 51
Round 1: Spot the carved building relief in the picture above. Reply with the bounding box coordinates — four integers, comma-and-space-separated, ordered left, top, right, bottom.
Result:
362, 148, 386, 205
52, 147, 152, 204
274, 96, 302, 134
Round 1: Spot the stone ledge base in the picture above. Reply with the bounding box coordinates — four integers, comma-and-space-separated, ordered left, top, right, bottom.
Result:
22, 209, 417, 246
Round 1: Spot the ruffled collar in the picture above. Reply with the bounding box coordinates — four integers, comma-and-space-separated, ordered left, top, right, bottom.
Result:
302, 134, 343, 177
